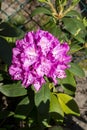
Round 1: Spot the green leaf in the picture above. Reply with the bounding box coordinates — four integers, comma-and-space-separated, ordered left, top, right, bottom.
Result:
42, 120, 51, 128
69, 62, 85, 77
72, 0, 80, 5
0, 22, 21, 37
35, 83, 50, 124
4, 37, 17, 43
65, 10, 81, 18
49, 93, 64, 122
63, 17, 85, 33
35, 83, 50, 108
0, 37, 12, 65
58, 93, 80, 116
63, 17, 85, 42
31, 7, 51, 16
0, 71, 5, 81
51, 25, 68, 41
0, 110, 14, 119
70, 44, 82, 54
0, 70, 10, 82
0, 73, 3, 81
38, 0, 46, 2
14, 96, 34, 119
44, 20, 68, 41
60, 70, 76, 95
0, 82, 27, 97
74, 32, 85, 43
28, 107, 38, 126
49, 126, 63, 130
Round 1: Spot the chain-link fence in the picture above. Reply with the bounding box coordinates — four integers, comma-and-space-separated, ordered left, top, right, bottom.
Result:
0, 0, 42, 30
0, 0, 32, 20
79, 0, 87, 16
0, 0, 87, 30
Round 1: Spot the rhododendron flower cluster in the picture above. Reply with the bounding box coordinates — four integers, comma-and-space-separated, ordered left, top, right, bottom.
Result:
9, 30, 71, 91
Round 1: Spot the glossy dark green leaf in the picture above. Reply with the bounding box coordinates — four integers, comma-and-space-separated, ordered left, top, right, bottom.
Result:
74, 32, 85, 43
60, 70, 76, 95
69, 62, 85, 77
35, 83, 50, 124
44, 20, 68, 41
70, 44, 82, 54
35, 83, 50, 107
63, 17, 85, 32
0, 37, 12, 65
0, 22, 21, 37
65, 10, 81, 18
31, 7, 51, 16
0, 82, 27, 97
63, 17, 85, 42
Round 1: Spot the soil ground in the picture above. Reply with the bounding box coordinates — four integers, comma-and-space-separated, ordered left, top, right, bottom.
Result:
64, 77, 87, 130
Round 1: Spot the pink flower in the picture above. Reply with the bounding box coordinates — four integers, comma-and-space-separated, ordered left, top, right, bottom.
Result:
9, 30, 71, 91
36, 56, 52, 77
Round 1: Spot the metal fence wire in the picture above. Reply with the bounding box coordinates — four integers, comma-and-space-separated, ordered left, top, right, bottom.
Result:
0, 0, 87, 29
79, 0, 87, 16
0, 0, 32, 20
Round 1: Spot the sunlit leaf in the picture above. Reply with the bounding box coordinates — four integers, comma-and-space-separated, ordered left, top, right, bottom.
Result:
49, 93, 64, 122
38, 0, 46, 2
58, 93, 80, 116
72, 0, 80, 5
